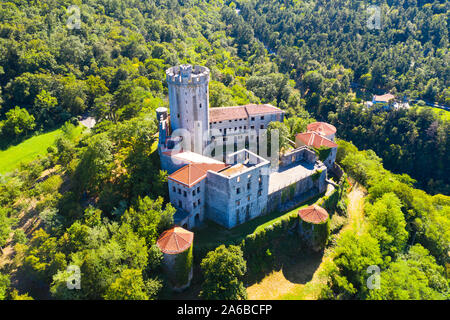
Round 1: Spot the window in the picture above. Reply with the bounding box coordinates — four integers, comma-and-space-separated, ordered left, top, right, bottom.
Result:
192, 190, 196, 196
258, 190, 262, 197
178, 188, 181, 194
183, 191, 187, 197
260, 116, 264, 120
247, 196, 251, 201
197, 186, 200, 193
236, 188, 241, 194
178, 200, 182, 207
235, 119, 237, 122
198, 199, 201, 205
229, 120, 232, 122
239, 126, 242, 130
194, 202, 197, 208
199, 103, 202, 108
251, 125, 255, 129
172, 186, 176, 192
251, 117, 255, 121
244, 126, 247, 130
237, 177, 240, 182
260, 125, 264, 129
177, 114, 180, 118
247, 182, 251, 190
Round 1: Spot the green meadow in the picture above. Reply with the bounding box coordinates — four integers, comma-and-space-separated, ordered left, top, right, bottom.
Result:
0, 126, 83, 174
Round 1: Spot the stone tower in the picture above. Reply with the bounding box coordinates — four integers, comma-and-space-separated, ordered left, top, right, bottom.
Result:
166, 64, 210, 154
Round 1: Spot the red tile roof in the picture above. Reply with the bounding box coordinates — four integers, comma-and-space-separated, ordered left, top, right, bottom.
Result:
168, 163, 229, 187
156, 226, 194, 254
296, 132, 338, 149
298, 205, 329, 224
373, 93, 395, 102
307, 122, 336, 136
209, 104, 283, 122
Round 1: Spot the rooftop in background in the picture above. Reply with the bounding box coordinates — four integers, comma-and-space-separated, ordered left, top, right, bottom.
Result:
156, 226, 194, 254
298, 205, 329, 224
269, 160, 318, 194
170, 151, 224, 165
296, 132, 338, 149
168, 163, 229, 187
373, 93, 395, 103
307, 122, 336, 136
209, 104, 284, 122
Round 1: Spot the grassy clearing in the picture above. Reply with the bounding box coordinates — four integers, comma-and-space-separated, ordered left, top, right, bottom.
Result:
415, 106, 450, 122
247, 182, 367, 300
193, 194, 323, 251
0, 126, 83, 174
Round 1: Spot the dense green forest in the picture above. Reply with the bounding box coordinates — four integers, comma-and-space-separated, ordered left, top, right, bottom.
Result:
0, 0, 448, 300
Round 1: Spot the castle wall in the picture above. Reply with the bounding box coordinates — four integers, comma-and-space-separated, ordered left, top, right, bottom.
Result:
205, 162, 270, 229
168, 179, 206, 229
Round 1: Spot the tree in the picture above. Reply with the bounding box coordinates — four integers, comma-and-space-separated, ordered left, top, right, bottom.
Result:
368, 245, 449, 300
104, 269, 162, 300
1, 106, 36, 138
0, 208, 12, 249
365, 193, 408, 257
122, 196, 175, 245
0, 273, 10, 300
267, 121, 290, 153
200, 245, 247, 300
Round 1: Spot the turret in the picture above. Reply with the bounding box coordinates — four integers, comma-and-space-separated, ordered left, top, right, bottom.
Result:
166, 64, 210, 155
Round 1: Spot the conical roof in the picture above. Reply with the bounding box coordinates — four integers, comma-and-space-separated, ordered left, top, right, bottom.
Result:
156, 226, 194, 254
298, 205, 329, 224
307, 122, 337, 136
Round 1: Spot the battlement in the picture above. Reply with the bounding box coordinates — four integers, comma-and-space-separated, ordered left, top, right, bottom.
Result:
166, 64, 210, 85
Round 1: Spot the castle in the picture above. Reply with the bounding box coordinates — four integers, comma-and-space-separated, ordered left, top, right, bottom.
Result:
157, 64, 338, 230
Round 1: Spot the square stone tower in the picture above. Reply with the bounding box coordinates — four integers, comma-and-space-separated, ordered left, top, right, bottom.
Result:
166, 64, 210, 155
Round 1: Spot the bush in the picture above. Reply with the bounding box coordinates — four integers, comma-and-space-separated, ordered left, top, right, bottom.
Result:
330, 215, 347, 234
12, 229, 28, 245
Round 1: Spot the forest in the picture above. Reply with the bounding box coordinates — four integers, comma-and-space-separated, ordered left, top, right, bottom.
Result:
0, 0, 448, 300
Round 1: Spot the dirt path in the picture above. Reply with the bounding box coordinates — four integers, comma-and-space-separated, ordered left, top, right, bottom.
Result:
246, 182, 367, 300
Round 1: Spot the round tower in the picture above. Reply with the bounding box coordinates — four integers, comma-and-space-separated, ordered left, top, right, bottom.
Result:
156, 226, 194, 292
166, 64, 210, 154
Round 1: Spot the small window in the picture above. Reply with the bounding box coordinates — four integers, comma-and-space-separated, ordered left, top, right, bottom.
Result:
260, 125, 264, 129
251, 117, 255, 121
244, 126, 247, 130
178, 188, 181, 194
199, 103, 202, 108
236, 188, 241, 194
235, 119, 237, 122
229, 120, 232, 122
177, 114, 180, 118
172, 186, 176, 192
260, 116, 264, 120
237, 177, 241, 182
178, 200, 182, 207
247, 182, 251, 190
251, 126, 255, 129
183, 191, 187, 197
192, 190, 196, 196
197, 186, 200, 193
198, 199, 201, 205
247, 196, 251, 201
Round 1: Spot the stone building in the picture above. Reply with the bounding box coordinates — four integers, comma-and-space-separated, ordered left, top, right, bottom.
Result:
157, 64, 336, 230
